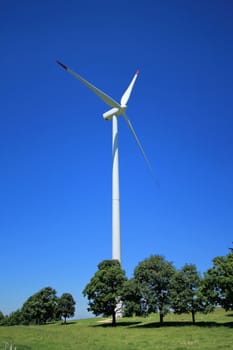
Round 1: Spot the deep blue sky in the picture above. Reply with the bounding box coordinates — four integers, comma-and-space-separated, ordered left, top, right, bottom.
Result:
1, 0, 233, 319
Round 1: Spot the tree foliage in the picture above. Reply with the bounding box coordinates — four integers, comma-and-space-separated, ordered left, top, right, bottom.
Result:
0, 287, 76, 326
83, 260, 127, 326
21, 287, 58, 325
5, 309, 24, 326
0, 311, 5, 325
134, 255, 176, 323
200, 250, 233, 311
57, 293, 76, 324
121, 278, 146, 317
170, 264, 212, 323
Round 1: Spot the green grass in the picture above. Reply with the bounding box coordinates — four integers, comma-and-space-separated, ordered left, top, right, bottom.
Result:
0, 309, 232, 350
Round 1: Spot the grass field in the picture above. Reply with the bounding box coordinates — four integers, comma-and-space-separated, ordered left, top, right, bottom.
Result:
0, 308, 232, 350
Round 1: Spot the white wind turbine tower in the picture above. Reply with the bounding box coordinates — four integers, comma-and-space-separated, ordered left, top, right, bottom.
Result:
57, 61, 153, 263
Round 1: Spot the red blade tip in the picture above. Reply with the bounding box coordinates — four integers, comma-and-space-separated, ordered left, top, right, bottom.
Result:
56, 60, 68, 70
136, 70, 139, 75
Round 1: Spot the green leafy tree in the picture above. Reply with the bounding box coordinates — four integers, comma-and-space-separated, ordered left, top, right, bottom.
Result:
121, 278, 147, 317
134, 255, 176, 323
0, 311, 5, 325
21, 287, 58, 325
6, 309, 24, 326
170, 264, 212, 323
57, 293, 76, 324
200, 249, 233, 311
83, 260, 127, 326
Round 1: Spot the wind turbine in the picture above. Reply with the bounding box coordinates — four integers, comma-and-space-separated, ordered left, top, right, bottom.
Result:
56, 61, 152, 263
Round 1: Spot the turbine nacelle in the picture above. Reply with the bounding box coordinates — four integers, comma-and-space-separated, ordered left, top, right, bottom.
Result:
103, 106, 127, 120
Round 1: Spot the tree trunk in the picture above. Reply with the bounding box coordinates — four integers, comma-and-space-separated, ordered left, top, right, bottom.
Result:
112, 312, 116, 326
191, 310, 195, 324
159, 313, 164, 324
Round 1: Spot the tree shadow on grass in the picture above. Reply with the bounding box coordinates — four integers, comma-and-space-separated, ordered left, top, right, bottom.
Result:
93, 321, 142, 328
60, 321, 77, 326
15, 346, 31, 350
132, 321, 233, 329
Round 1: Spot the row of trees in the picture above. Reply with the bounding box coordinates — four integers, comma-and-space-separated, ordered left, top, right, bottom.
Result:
1, 247, 232, 327
0, 287, 75, 326
83, 247, 233, 326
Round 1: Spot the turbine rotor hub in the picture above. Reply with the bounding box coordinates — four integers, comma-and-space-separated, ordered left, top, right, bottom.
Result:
103, 106, 127, 120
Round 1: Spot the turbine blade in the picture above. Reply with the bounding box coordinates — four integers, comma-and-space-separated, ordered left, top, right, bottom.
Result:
123, 113, 158, 184
120, 70, 139, 107
56, 60, 121, 109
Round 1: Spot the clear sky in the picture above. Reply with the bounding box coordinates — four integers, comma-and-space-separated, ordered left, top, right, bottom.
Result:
1, 0, 233, 319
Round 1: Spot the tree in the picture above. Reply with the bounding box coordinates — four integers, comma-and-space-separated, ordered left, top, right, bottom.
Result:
200, 249, 233, 311
170, 264, 212, 323
57, 293, 76, 324
134, 255, 176, 323
6, 310, 24, 326
121, 278, 146, 317
21, 287, 58, 325
83, 260, 127, 326
228, 242, 233, 254
0, 311, 5, 325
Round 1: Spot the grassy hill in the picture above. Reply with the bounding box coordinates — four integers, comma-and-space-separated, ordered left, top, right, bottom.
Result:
0, 308, 232, 349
